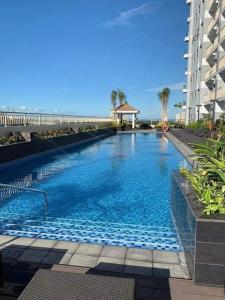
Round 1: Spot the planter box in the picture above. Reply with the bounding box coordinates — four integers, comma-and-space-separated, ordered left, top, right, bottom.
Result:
171, 172, 225, 287
0, 129, 116, 165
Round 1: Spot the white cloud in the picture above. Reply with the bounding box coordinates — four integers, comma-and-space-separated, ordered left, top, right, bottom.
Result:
146, 82, 185, 92
100, 2, 158, 28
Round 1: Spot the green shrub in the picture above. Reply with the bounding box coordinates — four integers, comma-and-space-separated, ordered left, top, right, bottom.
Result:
187, 120, 208, 129
180, 137, 225, 215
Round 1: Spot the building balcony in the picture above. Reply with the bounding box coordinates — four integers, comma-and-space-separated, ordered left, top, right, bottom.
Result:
186, 0, 191, 5
217, 86, 225, 100
222, 0, 225, 17
220, 26, 225, 50
184, 34, 189, 42
204, 90, 216, 103
185, 70, 188, 76
209, 0, 219, 17
205, 64, 217, 81
206, 36, 218, 58
208, 9, 220, 33
218, 55, 225, 81
182, 86, 187, 93
183, 53, 189, 59
187, 17, 191, 23
208, 20, 219, 42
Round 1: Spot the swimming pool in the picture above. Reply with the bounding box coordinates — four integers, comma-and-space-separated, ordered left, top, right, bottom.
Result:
0, 133, 188, 251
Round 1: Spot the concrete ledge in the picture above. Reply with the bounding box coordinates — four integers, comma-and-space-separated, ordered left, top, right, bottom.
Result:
166, 132, 196, 167
0, 123, 106, 136
171, 172, 225, 287
0, 128, 116, 167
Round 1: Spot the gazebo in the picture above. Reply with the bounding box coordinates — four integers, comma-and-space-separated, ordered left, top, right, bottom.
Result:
114, 103, 140, 129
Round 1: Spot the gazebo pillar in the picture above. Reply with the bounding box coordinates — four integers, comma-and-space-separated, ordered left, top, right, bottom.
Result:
132, 114, 135, 129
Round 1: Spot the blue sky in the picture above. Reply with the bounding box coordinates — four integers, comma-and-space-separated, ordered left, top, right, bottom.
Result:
0, 1, 188, 119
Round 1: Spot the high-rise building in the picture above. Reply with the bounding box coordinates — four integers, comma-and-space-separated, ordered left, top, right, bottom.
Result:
184, 0, 225, 124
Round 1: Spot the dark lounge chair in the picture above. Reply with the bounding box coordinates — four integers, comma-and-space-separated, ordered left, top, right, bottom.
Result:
18, 269, 135, 300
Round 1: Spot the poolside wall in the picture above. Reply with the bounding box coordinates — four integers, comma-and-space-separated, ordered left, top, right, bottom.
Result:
171, 172, 225, 287
0, 128, 116, 166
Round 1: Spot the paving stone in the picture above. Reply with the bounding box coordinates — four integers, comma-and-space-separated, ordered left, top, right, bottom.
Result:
0, 236, 16, 246
169, 278, 225, 297
101, 246, 127, 259
126, 248, 152, 262
75, 243, 103, 256
51, 264, 90, 274
153, 262, 183, 278
171, 291, 223, 300
69, 254, 98, 268
53, 241, 80, 254
59, 253, 73, 265
2, 246, 26, 260
7, 237, 35, 247
153, 250, 179, 264
181, 265, 191, 279
96, 256, 124, 272
178, 252, 187, 265
124, 260, 152, 276
31, 239, 57, 249
42, 250, 66, 265
18, 249, 49, 263
135, 286, 153, 300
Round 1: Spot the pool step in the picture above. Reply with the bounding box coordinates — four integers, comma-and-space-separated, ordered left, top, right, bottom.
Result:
0, 213, 181, 251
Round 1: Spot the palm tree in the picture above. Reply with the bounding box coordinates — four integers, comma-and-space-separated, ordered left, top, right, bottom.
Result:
158, 88, 170, 122
110, 90, 117, 110
117, 89, 126, 106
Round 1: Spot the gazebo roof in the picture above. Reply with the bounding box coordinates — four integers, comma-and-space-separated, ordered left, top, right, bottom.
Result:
115, 103, 140, 114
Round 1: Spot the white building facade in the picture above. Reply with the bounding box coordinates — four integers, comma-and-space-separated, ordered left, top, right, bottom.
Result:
184, 0, 225, 123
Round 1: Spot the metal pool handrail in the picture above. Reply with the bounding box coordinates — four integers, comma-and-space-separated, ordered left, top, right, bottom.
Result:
0, 183, 48, 220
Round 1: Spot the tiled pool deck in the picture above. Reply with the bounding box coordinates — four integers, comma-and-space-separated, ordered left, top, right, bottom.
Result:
0, 235, 189, 278
0, 235, 190, 299
1, 236, 224, 300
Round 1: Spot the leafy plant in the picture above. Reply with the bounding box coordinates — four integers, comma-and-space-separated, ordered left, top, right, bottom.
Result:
187, 120, 208, 129
180, 137, 225, 215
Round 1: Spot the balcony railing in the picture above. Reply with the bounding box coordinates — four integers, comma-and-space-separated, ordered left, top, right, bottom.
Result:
0, 111, 112, 128
217, 86, 225, 100
209, 0, 215, 9
205, 64, 217, 81
218, 56, 225, 71
209, 0, 219, 16
208, 9, 220, 33
204, 90, 216, 103
220, 26, 225, 44
222, 0, 225, 11
206, 36, 219, 57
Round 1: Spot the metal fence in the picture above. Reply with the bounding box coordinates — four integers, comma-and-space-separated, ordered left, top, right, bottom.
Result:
0, 111, 112, 127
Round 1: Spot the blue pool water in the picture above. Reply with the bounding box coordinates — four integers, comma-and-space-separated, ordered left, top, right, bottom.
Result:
0, 133, 188, 251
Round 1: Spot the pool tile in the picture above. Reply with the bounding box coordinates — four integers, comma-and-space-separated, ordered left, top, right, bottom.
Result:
31, 239, 57, 249
59, 253, 73, 265
0, 235, 16, 245
126, 248, 153, 262
101, 245, 127, 259
96, 256, 124, 272
153, 262, 183, 278
69, 254, 98, 268
53, 241, 80, 254
75, 243, 103, 256
18, 248, 49, 263
153, 250, 180, 264
124, 260, 152, 276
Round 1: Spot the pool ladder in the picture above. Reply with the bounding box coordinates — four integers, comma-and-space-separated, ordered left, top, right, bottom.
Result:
0, 183, 48, 220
